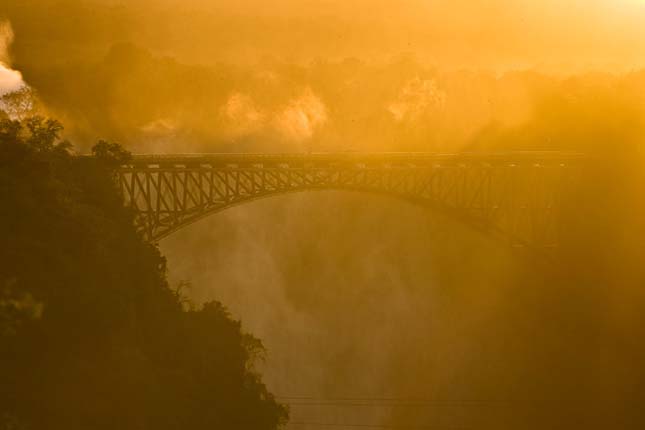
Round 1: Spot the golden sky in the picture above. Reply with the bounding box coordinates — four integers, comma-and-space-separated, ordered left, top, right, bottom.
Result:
113, 0, 645, 72
5, 0, 645, 152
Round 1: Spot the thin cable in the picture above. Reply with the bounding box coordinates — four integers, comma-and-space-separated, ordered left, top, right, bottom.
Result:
277, 396, 507, 405
285, 401, 503, 407
287, 422, 469, 430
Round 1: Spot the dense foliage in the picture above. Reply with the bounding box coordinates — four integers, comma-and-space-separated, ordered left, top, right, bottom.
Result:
0, 117, 287, 429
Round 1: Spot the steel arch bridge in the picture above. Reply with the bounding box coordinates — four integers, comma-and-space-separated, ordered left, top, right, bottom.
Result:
117, 152, 583, 248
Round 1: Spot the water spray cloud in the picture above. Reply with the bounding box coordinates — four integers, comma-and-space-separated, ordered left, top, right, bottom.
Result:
0, 20, 26, 96
274, 89, 327, 142
221, 93, 266, 136
220, 88, 327, 143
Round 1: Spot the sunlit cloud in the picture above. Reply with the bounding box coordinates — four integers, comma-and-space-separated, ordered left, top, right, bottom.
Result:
221, 92, 266, 136
220, 88, 327, 143
0, 66, 24, 96
140, 118, 179, 135
273, 89, 327, 142
0, 20, 26, 96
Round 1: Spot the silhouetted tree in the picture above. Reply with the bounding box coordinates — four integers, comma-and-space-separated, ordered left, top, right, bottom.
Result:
0, 117, 287, 430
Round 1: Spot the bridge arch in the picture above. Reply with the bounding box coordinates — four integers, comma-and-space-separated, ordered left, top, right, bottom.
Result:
118, 153, 582, 249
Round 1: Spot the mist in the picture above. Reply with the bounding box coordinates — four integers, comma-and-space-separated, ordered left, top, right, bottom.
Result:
3, 1, 645, 429
162, 192, 531, 428
0, 20, 24, 96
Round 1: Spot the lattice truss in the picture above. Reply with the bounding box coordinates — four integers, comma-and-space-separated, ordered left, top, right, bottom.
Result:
118, 153, 582, 247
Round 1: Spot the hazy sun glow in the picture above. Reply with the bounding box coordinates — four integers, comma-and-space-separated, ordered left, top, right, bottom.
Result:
3, 1, 645, 430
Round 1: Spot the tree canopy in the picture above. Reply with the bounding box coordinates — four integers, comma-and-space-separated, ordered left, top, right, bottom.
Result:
0, 117, 287, 429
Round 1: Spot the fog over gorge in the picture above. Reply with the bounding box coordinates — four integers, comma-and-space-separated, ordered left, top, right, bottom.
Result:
2, 1, 645, 429
161, 192, 528, 427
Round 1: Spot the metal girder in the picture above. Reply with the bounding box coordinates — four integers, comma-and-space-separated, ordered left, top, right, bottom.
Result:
117, 152, 584, 248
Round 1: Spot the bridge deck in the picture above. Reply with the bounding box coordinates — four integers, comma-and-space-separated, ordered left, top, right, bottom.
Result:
123, 152, 585, 168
